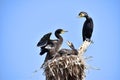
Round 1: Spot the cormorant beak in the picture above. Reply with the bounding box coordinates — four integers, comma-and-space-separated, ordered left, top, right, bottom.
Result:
77, 15, 83, 18
79, 13, 85, 17
77, 13, 85, 18
61, 30, 68, 34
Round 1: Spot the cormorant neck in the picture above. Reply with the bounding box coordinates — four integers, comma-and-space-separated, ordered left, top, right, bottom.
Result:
55, 32, 63, 41
85, 16, 91, 20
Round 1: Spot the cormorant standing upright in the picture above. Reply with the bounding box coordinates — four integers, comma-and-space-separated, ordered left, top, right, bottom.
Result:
79, 12, 94, 41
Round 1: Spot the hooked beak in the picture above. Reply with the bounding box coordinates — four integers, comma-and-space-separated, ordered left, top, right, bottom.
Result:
64, 30, 68, 32
61, 30, 68, 34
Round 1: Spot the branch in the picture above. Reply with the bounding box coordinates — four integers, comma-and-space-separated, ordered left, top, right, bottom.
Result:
78, 40, 92, 56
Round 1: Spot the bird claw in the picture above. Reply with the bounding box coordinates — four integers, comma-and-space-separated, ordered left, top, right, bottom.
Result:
85, 38, 91, 42
85, 38, 94, 43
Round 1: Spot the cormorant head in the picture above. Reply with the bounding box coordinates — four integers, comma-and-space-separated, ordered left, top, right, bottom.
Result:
78, 12, 88, 18
55, 29, 68, 34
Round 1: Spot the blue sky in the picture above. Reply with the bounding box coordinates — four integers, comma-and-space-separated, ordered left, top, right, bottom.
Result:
0, 0, 120, 80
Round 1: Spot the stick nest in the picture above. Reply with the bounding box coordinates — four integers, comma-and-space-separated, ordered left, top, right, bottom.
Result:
42, 55, 86, 80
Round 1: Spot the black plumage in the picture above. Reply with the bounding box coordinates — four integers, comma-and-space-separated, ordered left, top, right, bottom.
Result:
79, 12, 94, 41
37, 32, 52, 47
37, 29, 67, 62
37, 32, 52, 55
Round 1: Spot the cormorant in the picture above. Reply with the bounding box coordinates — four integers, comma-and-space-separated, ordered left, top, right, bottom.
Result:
78, 12, 94, 41
58, 41, 78, 56
37, 29, 67, 62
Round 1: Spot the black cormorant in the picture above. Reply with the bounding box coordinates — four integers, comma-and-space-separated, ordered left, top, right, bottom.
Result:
37, 29, 67, 62
44, 29, 68, 62
79, 12, 94, 41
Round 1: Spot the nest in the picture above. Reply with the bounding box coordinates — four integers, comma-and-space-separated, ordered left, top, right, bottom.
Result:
42, 55, 86, 80
41, 40, 92, 80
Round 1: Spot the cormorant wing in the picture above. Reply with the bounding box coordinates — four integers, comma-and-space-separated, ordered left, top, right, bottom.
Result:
50, 39, 58, 44
58, 49, 71, 56
45, 39, 58, 49
37, 32, 52, 47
